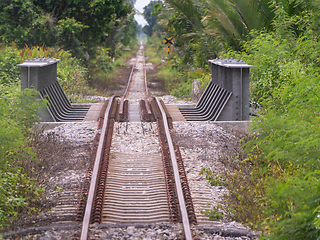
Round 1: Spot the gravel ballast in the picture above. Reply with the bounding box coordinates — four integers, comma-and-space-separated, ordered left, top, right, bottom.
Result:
2, 112, 260, 239
2, 49, 259, 239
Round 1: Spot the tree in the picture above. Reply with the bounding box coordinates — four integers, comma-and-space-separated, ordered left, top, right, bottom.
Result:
0, 0, 41, 46
33, 0, 132, 54
157, 0, 313, 68
142, 1, 158, 36
0, 0, 135, 57
116, 13, 138, 47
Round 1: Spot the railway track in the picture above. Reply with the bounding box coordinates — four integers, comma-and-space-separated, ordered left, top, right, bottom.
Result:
2, 44, 260, 240
75, 45, 196, 240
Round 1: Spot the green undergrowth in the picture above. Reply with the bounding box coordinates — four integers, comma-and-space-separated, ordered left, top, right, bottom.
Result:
87, 44, 139, 94
0, 43, 96, 103
144, 36, 165, 65
145, 36, 211, 99
0, 40, 141, 228
0, 86, 45, 227
87, 46, 115, 88
148, 2, 320, 238
0, 42, 106, 227
145, 36, 182, 93
200, 31, 320, 239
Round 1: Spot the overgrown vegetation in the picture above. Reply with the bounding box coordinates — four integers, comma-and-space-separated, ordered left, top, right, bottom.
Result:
0, 43, 94, 101
0, 42, 92, 227
150, 0, 320, 238
0, 0, 139, 229
144, 35, 211, 99
0, 46, 137, 228
217, 13, 320, 237
0, 0, 133, 58
1, 0, 318, 238
0, 86, 45, 226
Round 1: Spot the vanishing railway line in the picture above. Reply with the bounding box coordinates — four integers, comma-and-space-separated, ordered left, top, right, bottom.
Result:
75, 45, 196, 240
1, 44, 261, 240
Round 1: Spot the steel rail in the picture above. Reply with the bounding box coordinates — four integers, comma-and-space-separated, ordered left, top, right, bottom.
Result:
118, 97, 125, 116
124, 64, 135, 98
80, 96, 114, 240
143, 46, 149, 97
156, 97, 192, 240
124, 50, 139, 98
179, 82, 232, 121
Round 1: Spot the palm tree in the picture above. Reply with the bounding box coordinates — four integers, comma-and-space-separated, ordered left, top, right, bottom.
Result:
164, 0, 272, 50
162, 0, 315, 67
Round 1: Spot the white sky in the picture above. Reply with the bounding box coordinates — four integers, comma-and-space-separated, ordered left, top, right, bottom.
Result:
134, 0, 152, 26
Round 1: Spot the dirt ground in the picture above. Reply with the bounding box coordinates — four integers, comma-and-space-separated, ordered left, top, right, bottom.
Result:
146, 63, 166, 97
88, 53, 166, 98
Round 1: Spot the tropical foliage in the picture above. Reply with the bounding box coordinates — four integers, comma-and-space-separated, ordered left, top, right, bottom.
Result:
142, 1, 163, 37
0, 0, 135, 58
0, 0, 139, 227
0, 43, 90, 227
157, 0, 317, 68
151, 0, 320, 238
0, 84, 45, 226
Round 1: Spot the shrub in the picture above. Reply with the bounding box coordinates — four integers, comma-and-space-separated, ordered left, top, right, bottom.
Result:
217, 31, 320, 238
263, 172, 320, 240
0, 86, 45, 227
87, 47, 114, 85
0, 44, 21, 85
0, 43, 94, 103
224, 31, 293, 104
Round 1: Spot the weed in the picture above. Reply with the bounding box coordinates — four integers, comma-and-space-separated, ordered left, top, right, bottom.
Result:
201, 205, 224, 220
199, 168, 226, 186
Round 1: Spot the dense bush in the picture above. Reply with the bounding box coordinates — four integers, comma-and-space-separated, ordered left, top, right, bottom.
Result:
87, 47, 114, 85
146, 0, 320, 238
0, 86, 45, 226
194, 3, 320, 237
206, 29, 320, 238
0, 43, 94, 227
55, 49, 93, 102
0, 45, 21, 85
0, 0, 133, 58
0, 43, 94, 102
0, 0, 137, 229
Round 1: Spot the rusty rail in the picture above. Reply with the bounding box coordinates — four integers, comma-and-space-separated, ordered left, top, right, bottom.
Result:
156, 97, 192, 240
91, 100, 117, 224
143, 48, 149, 97
80, 96, 115, 240
124, 51, 138, 98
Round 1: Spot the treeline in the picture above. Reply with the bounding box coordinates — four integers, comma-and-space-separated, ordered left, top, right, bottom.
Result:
0, 0, 138, 58
143, 0, 320, 238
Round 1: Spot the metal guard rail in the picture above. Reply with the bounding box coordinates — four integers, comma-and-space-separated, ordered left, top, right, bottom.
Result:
179, 82, 232, 121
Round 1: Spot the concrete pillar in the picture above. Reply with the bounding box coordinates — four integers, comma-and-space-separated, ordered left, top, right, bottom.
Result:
18, 57, 60, 91
208, 58, 253, 121
211, 64, 218, 85
17, 57, 61, 121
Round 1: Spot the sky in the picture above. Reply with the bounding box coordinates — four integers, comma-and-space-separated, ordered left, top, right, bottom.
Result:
134, 0, 152, 26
